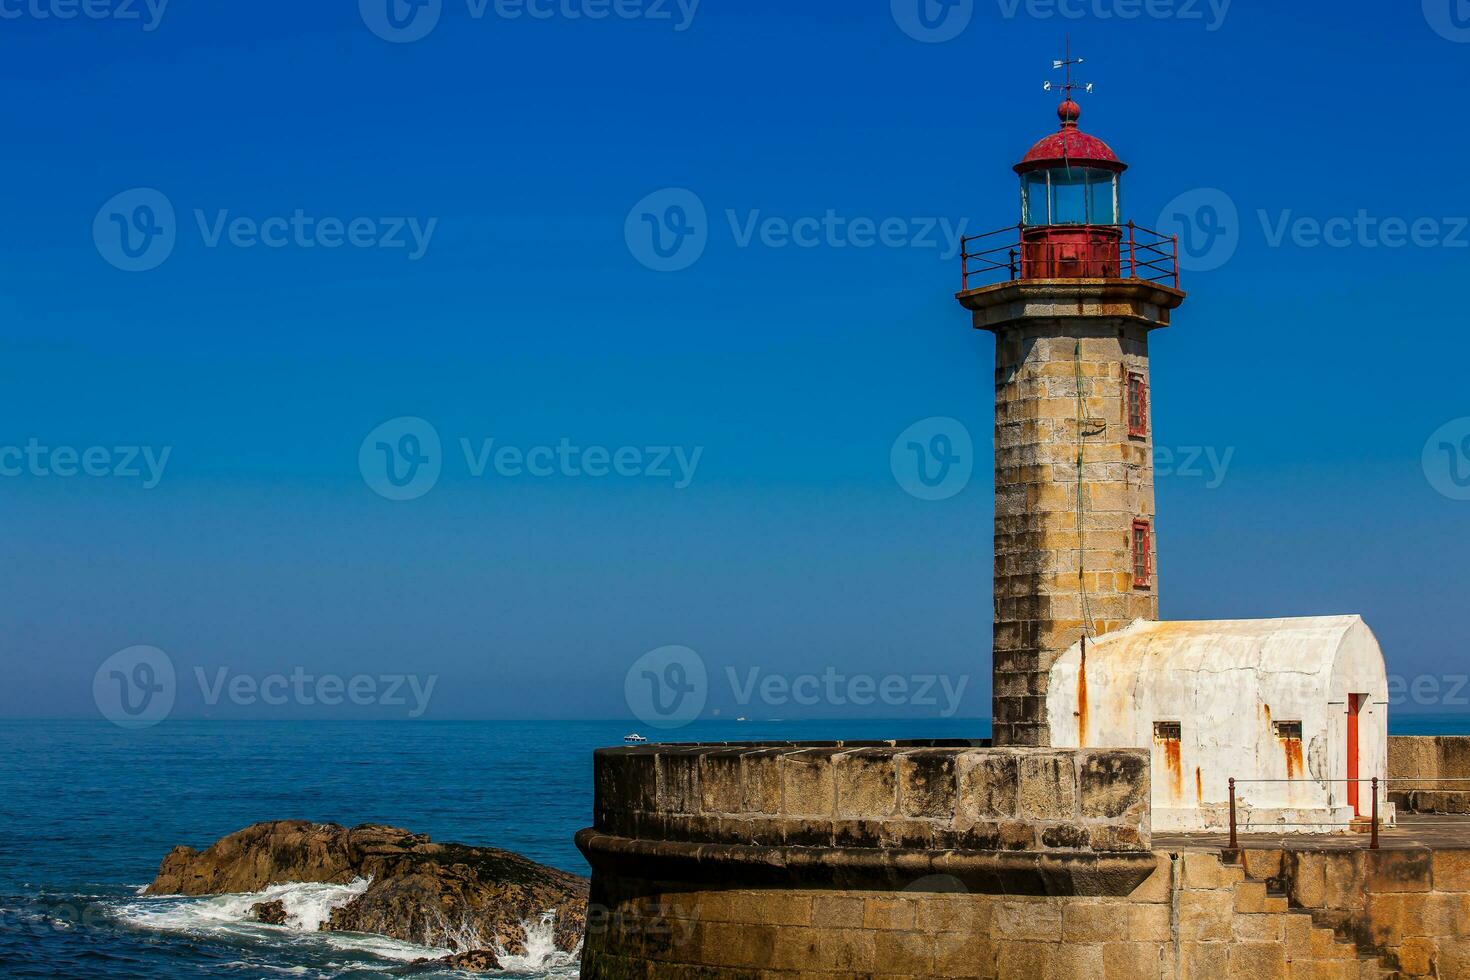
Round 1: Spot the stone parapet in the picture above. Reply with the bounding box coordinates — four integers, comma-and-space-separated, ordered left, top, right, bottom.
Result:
1388, 736, 1470, 813
588, 742, 1151, 861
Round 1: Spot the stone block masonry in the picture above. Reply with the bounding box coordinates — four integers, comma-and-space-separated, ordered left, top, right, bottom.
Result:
1389, 736, 1470, 814
589, 742, 1152, 861
1234, 844, 1470, 977
579, 845, 1388, 978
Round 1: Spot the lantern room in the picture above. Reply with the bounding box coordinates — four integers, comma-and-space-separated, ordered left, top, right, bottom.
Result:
1014, 99, 1126, 278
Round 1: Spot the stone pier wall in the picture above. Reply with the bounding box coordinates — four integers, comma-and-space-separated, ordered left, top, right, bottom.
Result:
1389, 735, 1470, 813
578, 849, 1388, 978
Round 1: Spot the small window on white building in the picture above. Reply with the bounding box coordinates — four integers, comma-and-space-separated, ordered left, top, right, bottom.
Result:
1153, 721, 1181, 741
1273, 720, 1303, 739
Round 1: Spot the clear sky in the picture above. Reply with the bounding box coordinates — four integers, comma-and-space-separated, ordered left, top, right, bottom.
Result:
2, 0, 1468, 723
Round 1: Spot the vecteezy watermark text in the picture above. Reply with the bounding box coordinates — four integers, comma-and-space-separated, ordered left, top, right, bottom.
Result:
1154, 445, 1234, 489
1159, 188, 1470, 272
359, 417, 704, 501
0, 440, 170, 489
92, 645, 439, 728
94, 188, 438, 272
890, 0, 1229, 42
624, 645, 974, 729
624, 188, 972, 273
726, 666, 969, 717
195, 666, 437, 718
0, 0, 168, 30
359, 0, 699, 43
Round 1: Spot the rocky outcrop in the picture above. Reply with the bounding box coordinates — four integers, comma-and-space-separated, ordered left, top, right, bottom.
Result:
442, 949, 502, 971
251, 900, 288, 925
145, 821, 586, 955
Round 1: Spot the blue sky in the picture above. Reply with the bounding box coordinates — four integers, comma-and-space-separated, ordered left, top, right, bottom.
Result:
2, 0, 1468, 722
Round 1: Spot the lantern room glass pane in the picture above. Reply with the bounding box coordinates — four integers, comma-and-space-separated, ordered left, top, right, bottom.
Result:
1088, 170, 1119, 225
1050, 169, 1087, 225
1022, 172, 1049, 225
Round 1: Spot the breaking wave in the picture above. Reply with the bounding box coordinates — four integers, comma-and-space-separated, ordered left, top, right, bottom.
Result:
110, 881, 580, 976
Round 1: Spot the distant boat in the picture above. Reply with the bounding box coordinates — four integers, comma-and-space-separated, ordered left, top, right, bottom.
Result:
623, 733, 647, 743
736, 717, 748, 722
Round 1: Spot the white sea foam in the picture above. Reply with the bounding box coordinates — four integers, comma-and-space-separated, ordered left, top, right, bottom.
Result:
113, 882, 583, 976
114, 878, 445, 963
494, 910, 581, 974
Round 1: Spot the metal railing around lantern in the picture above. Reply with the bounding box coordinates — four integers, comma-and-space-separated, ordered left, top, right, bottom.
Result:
959, 221, 1179, 291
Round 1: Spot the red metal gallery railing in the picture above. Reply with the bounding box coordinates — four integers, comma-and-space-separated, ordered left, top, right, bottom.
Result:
959, 221, 1179, 291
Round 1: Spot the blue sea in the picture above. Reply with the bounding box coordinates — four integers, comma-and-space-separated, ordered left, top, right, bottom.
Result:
0, 718, 1001, 978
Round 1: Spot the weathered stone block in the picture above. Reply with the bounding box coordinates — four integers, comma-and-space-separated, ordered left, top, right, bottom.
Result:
696, 749, 745, 814
1179, 890, 1233, 941
1181, 853, 1227, 890
960, 752, 1019, 820
1363, 849, 1427, 897
1128, 858, 1172, 903
1396, 936, 1435, 976
1080, 751, 1149, 819
739, 749, 785, 814
1431, 848, 1470, 891
990, 899, 1061, 941
1225, 941, 1286, 979
1041, 823, 1090, 849
1018, 753, 1079, 820
833, 748, 897, 819
864, 896, 916, 931
1061, 900, 1127, 942
1087, 824, 1146, 852
1102, 941, 1164, 980
1180, 940, 1227, 980
1128, 902, 1171, 942
810, 894, 864, 929
899, 749, 959, 819
778, 749, 837, 817
657, 749, 702, 815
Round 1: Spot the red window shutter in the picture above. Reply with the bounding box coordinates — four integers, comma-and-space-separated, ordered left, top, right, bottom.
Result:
1127, 373, 1148, 438
1132, 520, 1152, 588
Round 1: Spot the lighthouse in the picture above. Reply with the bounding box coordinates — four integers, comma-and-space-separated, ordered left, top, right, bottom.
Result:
957, 55, 1185, 748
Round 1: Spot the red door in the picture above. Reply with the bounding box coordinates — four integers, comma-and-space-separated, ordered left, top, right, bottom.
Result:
1347, 694, 1362, 817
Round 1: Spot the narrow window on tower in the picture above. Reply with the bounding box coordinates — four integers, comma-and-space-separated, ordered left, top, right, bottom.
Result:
1132, 520, 1152, 589
1127, 372, 1148, 438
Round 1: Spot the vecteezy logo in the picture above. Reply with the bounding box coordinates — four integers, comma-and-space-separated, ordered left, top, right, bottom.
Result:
1424, 0, 1470, 42
624, 645, 707, 729
1156, 188, 1239, 273
93, 645, 176, 729
891, 0, 972, 42
890, 417, 974, 501
624, 189, 708, 272
359, 417, 443, 501
1424, 417, 1470, 500
93, 188, 176, 272
360, 0, 442, 42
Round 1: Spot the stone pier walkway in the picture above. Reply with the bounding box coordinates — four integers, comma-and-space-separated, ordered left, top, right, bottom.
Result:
1154, 814, 1470, 852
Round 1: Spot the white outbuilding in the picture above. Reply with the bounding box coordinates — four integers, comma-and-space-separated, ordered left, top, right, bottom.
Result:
1045, 616, 1390, 833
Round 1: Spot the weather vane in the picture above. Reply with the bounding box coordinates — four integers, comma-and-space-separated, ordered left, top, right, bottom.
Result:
1042, 38, 1093, 101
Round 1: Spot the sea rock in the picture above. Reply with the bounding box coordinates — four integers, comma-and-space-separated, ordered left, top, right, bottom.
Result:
443, 949, 502, 971
251, 900, 288, 925
145, 821, 587, 954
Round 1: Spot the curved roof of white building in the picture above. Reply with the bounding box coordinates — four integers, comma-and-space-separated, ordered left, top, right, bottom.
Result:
1047, 615, 1388, 751
1063, 615, 1374, 676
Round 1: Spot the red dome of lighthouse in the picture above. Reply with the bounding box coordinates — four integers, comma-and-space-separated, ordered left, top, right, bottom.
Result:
1014, 101, 1126, 174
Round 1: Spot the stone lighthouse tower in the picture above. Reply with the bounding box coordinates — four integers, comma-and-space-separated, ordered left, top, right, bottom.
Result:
958, 62, 1185, 747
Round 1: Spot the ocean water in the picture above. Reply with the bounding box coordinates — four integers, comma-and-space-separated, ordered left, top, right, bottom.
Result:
0, 718, 989, 978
